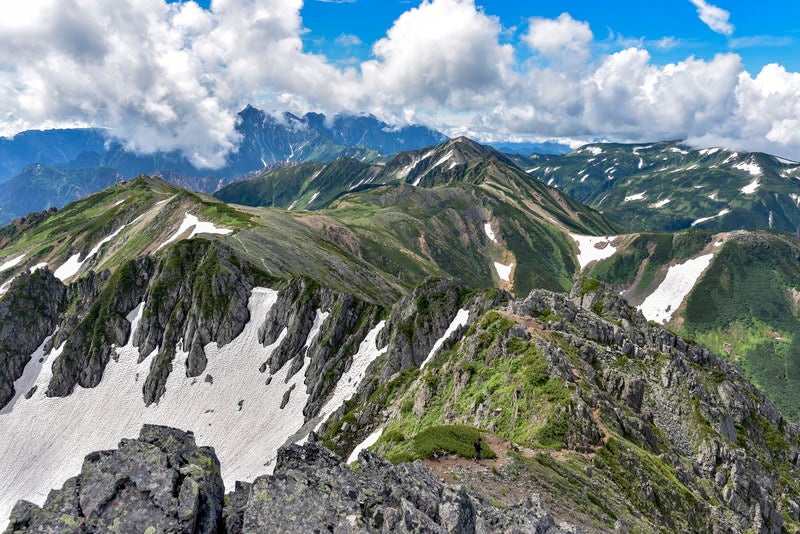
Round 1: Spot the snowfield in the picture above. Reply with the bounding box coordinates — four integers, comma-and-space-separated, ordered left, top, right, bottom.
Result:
638, 254, 715, 324
421, 309, 470, 369
155, 212, 232, 252
0, 254, 25, 273
740, 179, 761, 194
650, 199, 671, 208
624, 192, 646, 202
54, 224, 127, 281
494, 261, 513, 282
692, 209, 730, 227
570, 234, 618, 270
348, 427, 384, 464
733, 161, 763, 176
484, 222, 498, 244
312, 321, 387, 431
0, 287, 346, 522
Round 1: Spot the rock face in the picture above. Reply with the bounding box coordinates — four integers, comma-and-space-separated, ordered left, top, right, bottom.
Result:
225, 442, 573, 534
5, 427, 569, 534
4, 425, 224, 534
0, 269, 67, 409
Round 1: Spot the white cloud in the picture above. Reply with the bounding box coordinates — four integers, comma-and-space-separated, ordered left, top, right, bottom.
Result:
3, 2, 800, 164
524, 12, 593, 64
360, 0, 513, 114
688, 0, 734, 36
334, 33, 362, 47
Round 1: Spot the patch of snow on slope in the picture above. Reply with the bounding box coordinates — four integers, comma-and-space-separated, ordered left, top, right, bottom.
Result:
624, 192, 646, 202
155, 213, 232, 252
421, 309, 470, 370
484, 223, 498, 243
571, 234, 617, 270
776, 156, 797, 165
691, 209, 731, 227
347, 427, 383, 464
699, 148, 721, 156
494, 262, 513, 282
733, 161, 763, 176
308, 191, 320, 205
29, 263, 48, 272
313, 321, 387, 430
791, 193, 800, 208
639, 254, 714, 323
432, 150, 454, 170
632, 145, 653, 154
740, 179, 760, 194
708, 192, 718, 201
638, 158, 644, 169
0, 288, 335, 520
722, 152, 739, 165
0, 254, 25, 273
669, 147, 689, 154
650, 199, 671, 208
0, 331, 57, 416
583, 146, 602, 156
54, 225, 127, 281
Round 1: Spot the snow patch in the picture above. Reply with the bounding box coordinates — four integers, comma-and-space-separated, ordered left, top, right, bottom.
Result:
691, 209, 731, 227
624, 192, 646, 202
308, 191, 320, 205
155, 213, 232, 252
54, 225, 127, 281
29, 263, 48, 273
638, 158, 644, 169
484, 223, 498, 244
347, 427, 383, 464
733, 161, 763, 176
649, 199, 671, 208
571, 234, 617, 270
669, 147, 689, 154
313, 321, 387, 431
582, 146, 603, 156
494, 262, 513, 282
421, 309, 470, 370
0, 254, 25, 273
639, 254, 715, 323
0, 288, 336, 520
699, 147, 721, 156
708, 192, 718, 201
740, 179, 760, 194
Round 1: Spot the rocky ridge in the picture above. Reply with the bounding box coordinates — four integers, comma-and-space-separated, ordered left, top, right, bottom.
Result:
4, 425, 572, 534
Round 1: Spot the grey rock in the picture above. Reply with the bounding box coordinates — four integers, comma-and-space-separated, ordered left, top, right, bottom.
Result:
227, 442, 573, 534
4, 425, 224, 534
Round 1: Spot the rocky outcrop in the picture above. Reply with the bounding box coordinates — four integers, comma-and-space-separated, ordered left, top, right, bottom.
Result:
225, 442, 574, 534
4, 425, 224, 534
47, 259, 153, 397
134, 240, 259, 405
0, 269, 67, 409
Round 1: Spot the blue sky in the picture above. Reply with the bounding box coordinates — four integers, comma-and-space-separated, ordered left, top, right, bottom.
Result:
3, 0, 800, 164
297, 1, 800, 74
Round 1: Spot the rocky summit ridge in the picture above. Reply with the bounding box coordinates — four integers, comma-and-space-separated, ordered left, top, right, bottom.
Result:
4, 424, 572, 534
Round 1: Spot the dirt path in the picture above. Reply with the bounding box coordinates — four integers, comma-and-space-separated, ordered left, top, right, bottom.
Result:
421, 434, 534, 484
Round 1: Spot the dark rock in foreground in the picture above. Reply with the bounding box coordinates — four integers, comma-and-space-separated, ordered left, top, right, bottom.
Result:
5, 426, 572, 533
4, 425, 224, 534
225, 442, 576, 534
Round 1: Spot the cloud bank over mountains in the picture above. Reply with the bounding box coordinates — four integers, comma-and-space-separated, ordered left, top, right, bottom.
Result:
1, 0, 799, 166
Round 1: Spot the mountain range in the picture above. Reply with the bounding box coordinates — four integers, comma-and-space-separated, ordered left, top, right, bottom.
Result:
0, 107, 447, 224
0, 133, 799, 532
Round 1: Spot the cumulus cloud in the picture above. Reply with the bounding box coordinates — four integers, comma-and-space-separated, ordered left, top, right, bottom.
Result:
3, 1, 800, 163
688, 0, 734, 36
524, 13, 593, 64
360, 0, 513, 114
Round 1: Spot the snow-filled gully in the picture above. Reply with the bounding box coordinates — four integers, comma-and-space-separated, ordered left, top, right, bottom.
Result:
0, 287, 359, 521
